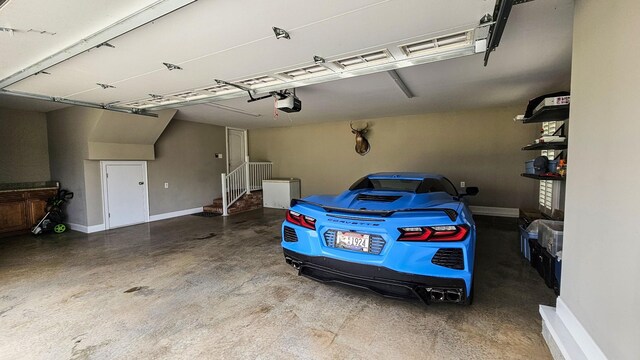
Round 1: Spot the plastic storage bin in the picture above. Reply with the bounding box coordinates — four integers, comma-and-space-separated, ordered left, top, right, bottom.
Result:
538, 220, 564, 256
524, 160, 535, 174
554, 256, 562, 293
519, 221, 540, 261
529, 239, 556, 290
547, 159, 559, 173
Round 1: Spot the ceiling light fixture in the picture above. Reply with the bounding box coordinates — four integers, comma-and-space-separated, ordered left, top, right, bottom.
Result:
96, 83, 115, 89
313, 55, 325, 64
272, 26, 290, 40
163, 62, 183, 71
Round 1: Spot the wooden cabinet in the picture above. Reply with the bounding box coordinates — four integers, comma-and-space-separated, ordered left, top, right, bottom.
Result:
0, 188, 57, 237
27, 198, 49, 227
0, 201, 28, 233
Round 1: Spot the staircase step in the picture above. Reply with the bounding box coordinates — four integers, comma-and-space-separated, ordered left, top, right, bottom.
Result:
204, 190, 264, 215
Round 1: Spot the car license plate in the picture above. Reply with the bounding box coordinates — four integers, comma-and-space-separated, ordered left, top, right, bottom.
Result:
336, 231, 370, 253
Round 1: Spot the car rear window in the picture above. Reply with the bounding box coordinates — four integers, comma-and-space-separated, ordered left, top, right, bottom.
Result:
350, 176, 455, 194
368, 179, 422, 192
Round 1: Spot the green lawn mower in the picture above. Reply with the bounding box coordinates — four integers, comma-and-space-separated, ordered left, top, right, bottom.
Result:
31, 189, 74, 235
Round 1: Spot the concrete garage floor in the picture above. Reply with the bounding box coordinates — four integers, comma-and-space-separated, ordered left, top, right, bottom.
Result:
0, 209, 556, 359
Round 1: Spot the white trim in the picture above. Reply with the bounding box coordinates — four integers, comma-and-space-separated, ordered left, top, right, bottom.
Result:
469, 206, 519, 218
225, 126, 247, 173
225, 127, 229, 174
100, 161, 150, 230
68, 206, 201, 233
539, 297, 607, 360
67, 223, 106, 234
243, 129, 249, 161
149, 207, 203, 222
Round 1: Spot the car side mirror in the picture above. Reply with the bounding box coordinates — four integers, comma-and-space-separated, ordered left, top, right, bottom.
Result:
461, 187, 479, 197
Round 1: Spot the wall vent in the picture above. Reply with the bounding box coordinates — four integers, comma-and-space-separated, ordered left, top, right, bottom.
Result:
400, 30, 473, 57
334, 50, 392, 69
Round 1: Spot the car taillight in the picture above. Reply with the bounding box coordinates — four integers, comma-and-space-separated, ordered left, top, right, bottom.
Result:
398, 225, 469, 241
285, 210, 316, 230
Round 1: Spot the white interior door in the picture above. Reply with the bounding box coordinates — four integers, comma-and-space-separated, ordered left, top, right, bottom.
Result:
102, 161, 149, 229
227, 128, 246, 172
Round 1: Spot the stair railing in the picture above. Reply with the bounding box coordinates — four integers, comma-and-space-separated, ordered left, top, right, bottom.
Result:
249, 161, 273, 192
220, 156, 273, 216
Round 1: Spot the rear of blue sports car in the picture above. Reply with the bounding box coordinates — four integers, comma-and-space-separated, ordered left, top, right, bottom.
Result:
281, 173, 477, 305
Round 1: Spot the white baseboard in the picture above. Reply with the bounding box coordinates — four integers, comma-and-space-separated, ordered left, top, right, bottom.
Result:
67, 223, 105, 234
539, 297, 607, 360
149, 207, 203, 222
67, 207, 202, 233
469, 205, 519, 218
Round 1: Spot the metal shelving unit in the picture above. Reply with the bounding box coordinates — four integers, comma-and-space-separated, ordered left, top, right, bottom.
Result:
522, 104, 570, 124
521, 173, 566, 181
521, 141, 568, 151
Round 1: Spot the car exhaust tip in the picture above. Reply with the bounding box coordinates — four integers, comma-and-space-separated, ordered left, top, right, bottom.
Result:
429, 288, 445, 302
425, 287, 464, 303
445, 289, 462, 303
285, 257, 302, 270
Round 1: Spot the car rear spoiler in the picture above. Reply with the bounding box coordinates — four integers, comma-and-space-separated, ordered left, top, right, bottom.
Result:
290, 199, 459, 221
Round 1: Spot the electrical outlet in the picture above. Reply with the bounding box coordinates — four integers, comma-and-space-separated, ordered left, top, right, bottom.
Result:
164, 182, 169, 189
460, 181, 466, 188
215, 153, 223, 159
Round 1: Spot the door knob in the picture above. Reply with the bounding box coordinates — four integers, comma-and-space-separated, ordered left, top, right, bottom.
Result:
138, 182, 144, 185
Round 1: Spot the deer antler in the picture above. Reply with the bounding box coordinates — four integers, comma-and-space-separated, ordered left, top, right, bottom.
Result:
350, 122, 357, 131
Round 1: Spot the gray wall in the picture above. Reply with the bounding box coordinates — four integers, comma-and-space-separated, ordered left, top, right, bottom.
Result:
249, 106, 539, 209
560, 1, 640, 358
47, 107, 100, 226
47, 107, 209, 227
0, 108, 50, 183
148, 119, 226, 215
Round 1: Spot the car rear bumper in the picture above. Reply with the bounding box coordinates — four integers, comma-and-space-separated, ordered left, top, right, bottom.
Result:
283, 248, 468, 304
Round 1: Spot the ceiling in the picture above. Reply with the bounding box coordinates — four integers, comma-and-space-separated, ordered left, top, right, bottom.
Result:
0, 0, 574, 128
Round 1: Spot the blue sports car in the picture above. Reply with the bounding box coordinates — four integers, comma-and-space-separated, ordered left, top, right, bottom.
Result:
281, 172, 479, 305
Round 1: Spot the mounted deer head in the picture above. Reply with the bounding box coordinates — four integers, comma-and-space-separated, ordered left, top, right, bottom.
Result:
350, 122, 370, 156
